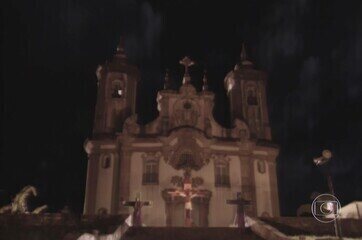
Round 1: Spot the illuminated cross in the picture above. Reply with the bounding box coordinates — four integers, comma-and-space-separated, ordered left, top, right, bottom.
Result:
179, 56, 195, 85
168, 169, 206, 227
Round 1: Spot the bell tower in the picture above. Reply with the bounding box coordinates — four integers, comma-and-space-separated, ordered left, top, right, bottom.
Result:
83, 38, 140, 215
224, 44, 271, 140
93, 38, 140, 135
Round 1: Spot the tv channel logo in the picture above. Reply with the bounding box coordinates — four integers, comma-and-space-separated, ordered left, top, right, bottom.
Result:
311, 194, 341, 223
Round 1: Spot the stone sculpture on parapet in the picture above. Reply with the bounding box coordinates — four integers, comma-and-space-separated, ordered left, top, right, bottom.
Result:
0, 185, 48, 214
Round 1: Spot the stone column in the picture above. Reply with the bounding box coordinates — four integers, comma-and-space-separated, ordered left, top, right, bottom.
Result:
111, 153, 120, 214
84, 153, 100, 214
162, 190, 173, 226
267, 160, 280, 216
118, 149, 132, 213
239, 155, 257, 216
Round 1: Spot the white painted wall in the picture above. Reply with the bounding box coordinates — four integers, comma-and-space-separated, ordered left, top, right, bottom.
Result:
129, 151, 243, 226
254, 159, 272, 216
95, 154, 114, 213
129, 152, 182, 226
207, 155, 242, 226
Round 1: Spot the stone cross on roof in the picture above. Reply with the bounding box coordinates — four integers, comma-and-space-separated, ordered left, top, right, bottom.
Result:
179, 56, 195, 85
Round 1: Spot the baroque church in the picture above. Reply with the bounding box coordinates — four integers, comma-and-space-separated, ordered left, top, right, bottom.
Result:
83, 39, 279, 227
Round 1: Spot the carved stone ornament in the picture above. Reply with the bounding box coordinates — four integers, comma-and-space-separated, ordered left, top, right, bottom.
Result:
123, 114, 140, 134
172, 99, 200, 127
0, 186, 48, 214
141, 151, 162, 161
232, 119, 250, 140
165, 135, 210, 171
210, 154, 231, 164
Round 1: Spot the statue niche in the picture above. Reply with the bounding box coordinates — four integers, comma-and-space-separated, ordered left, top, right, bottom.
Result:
172, 99, 200, 127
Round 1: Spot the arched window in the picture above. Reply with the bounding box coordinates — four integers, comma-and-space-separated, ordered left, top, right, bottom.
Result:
214, 161, 230, 187
247, 89, 258, 105
111, 80, 124, 98
101, 155, 111, 169
143, 159, 159, 185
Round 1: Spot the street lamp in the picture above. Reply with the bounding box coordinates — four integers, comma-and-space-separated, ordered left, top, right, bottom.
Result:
313, 150, 332, 166
313, 149, 343, 238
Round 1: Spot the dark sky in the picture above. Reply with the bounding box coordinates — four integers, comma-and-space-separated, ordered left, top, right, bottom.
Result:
1, 0, 362, 216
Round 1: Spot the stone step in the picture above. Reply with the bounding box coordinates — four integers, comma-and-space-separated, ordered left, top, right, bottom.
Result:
121, 227, 260, 240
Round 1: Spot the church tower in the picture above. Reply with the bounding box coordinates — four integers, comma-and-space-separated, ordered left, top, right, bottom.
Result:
224, 44, 271, 140
93, 38, 140, 135
83, 38, 140, 215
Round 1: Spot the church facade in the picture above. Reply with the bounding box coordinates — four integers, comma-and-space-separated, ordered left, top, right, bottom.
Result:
83, 40, 280, 227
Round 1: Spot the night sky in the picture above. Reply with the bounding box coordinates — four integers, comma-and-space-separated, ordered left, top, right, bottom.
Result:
2, 0, 362, 216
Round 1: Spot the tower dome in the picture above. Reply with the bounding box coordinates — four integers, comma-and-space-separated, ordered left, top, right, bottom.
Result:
224, 43, 256, 94
224, 43, 271, 140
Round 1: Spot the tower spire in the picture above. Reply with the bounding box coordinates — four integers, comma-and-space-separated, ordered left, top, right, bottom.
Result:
238, 43, 254, 68
179, 56, 195, 85
164, 69, 170, 90
240, 43, 247, 61
202, 69, 208, 91
115, 37, 127, 60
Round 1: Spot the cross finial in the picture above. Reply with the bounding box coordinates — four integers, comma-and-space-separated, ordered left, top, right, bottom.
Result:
202, 69, 208, 91
179, 56, 195, 85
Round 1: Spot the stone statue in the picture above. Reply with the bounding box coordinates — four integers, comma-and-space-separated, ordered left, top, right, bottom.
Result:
123, 114, 140, 134
0, 185, 48, 214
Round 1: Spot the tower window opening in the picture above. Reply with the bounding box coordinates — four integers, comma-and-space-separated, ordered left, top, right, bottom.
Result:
247, 89, 258, 105
112, 80, 124, 98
